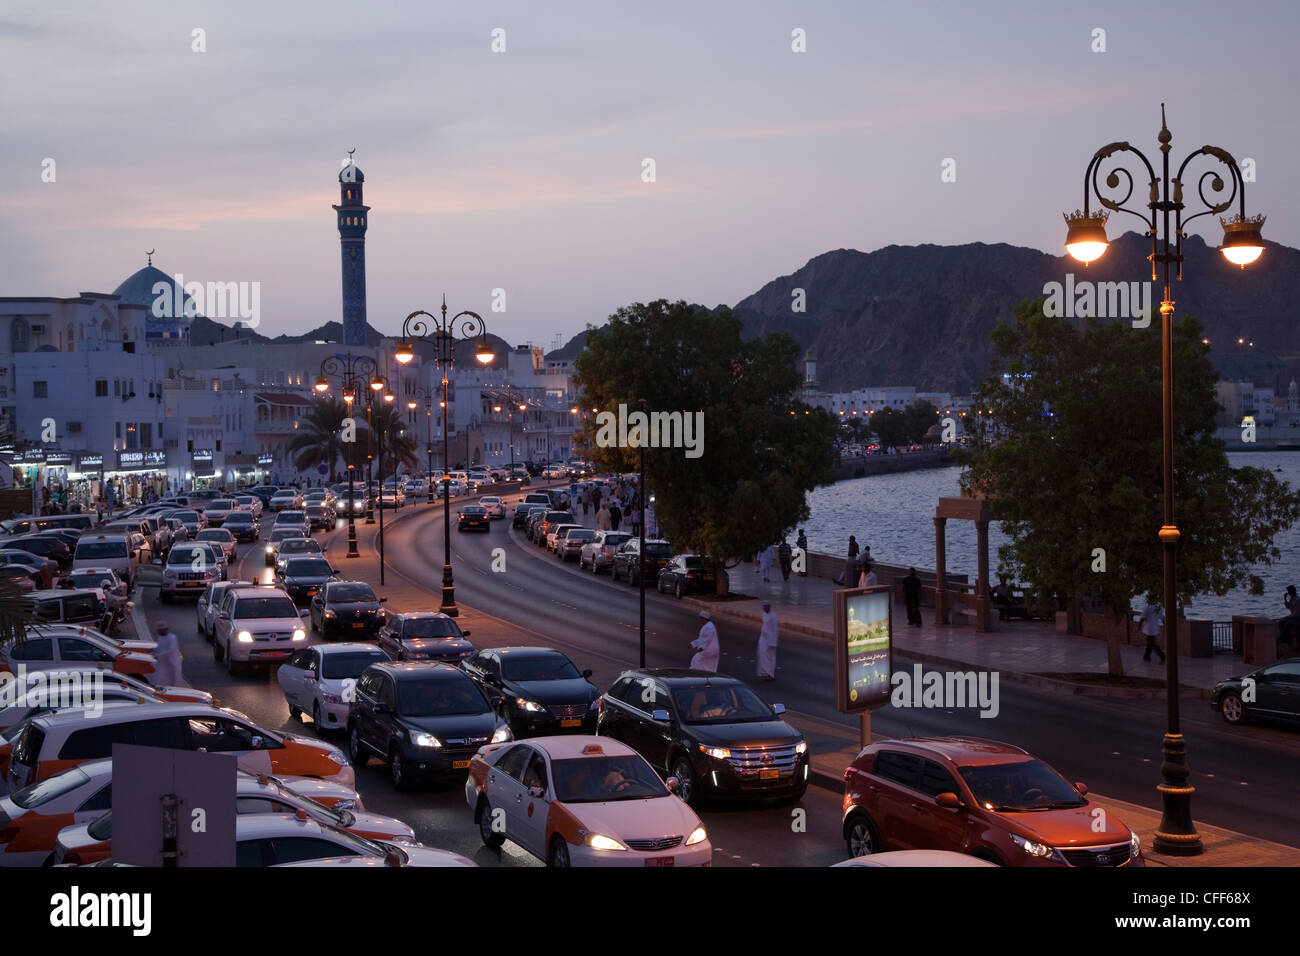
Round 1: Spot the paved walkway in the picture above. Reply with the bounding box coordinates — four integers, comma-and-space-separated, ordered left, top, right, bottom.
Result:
690, 563, 1250, 697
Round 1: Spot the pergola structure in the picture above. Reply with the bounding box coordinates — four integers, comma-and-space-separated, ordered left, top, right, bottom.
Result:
933, 495, 994, 632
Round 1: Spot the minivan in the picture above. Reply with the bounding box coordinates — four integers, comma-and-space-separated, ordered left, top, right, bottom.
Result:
72, 534, 139, 590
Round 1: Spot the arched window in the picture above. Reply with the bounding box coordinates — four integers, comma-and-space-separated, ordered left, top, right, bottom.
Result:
10, 317, 30, 352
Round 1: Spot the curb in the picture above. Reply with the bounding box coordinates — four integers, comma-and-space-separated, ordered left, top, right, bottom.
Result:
681, 595, 1214, 701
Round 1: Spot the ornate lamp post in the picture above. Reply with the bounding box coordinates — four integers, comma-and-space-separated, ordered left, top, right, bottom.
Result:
1065, 104, 1265, 857
493, 398, 527, 476
315, 353, 381, 559
407, 383, 439, 504
394, 296, 494, 616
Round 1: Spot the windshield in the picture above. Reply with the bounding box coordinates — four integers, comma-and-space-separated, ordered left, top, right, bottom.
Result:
233, 597, 300, 620
75, 542, 127, 559
174, 511, 200, 522
958, 760, 1087, 812
397, 678, 490, 717
321, 651, 388, 680
672, 684, 773, 723
551, 755, 667, 803
401, 618, 462, 639
502, 654, 580, 682
284, 558, 331, 576
281, 541, 320, 554
68, 572, 119, 589
681, 557, 708, 570
209, 500, 235, 509
328, 584, 376, 603
12, 766, 92, 808
603, 534, 631, 547
197, 531, 233, 542
167, 547, 216, 566
645, 543, 673, 558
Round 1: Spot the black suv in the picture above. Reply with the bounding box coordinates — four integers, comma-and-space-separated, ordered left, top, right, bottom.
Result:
595, 668, 808, 805
310, 580, 387, 640
377, 612, 474, 663
275, 554, 336, 605
611, 539, 673, 585
461, 646, 598, 738
346, 662, 509, 790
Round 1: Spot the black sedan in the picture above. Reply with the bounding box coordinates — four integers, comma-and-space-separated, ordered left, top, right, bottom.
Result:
1211, 659, 1300, 726
310, 580, 387, 640
461, 646, 598, 738
512, 503, 546, 530
457, 505, 491, 532
275, 554, 338, 605
223, 511, 260, 543
305, 504, 336, 532
657, 554, 718, 598
595, 668, 808, 805
377, 612, 474, 663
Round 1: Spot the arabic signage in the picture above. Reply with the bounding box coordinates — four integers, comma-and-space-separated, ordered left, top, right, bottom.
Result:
834, 585, 894, 714
116, 450, 167, 471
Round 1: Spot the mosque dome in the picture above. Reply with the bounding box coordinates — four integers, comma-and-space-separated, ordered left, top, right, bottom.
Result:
112, 259, 201, 335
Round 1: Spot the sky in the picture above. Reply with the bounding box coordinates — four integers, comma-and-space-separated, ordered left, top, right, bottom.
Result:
2, 0, 1297, 349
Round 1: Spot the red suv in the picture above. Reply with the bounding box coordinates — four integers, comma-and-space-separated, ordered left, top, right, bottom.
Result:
841, 737, 1143, 867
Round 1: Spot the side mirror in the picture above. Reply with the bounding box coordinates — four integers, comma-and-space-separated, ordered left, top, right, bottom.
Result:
379, 597, 388, 603
771, 703, 787, 716
461, 629, 471, 637
651, 708, 671, 723
935, 791, 963, 810
665, 776, 680, 794
330, 567, 339, 575
581, 668, 593, 679
1074, 781, 1088, 796
528, 785, 545, 799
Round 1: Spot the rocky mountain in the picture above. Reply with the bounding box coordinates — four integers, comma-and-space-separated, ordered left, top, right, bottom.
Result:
548, 231, 1300, 394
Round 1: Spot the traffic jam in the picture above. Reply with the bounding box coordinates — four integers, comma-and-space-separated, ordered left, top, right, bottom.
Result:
0, 471, 1145, 869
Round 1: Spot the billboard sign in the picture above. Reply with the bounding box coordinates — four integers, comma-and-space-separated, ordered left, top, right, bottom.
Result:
834, 585, 893, 713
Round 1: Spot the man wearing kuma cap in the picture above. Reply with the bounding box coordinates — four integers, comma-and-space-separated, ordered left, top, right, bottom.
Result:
690, 610, 720, 672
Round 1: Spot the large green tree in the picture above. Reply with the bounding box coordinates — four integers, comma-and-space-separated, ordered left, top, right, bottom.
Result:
368, 402, 418, 479
573, 300, 838, 593
869, 407, 908, 449
961, 299, 1300, 672
903, 399, 939, 444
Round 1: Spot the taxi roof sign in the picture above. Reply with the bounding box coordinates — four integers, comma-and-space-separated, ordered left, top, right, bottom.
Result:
581, 744, 604, 755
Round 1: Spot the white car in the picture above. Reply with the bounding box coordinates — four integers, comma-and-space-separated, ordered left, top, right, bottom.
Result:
194, 527, 238, 562
278, 643, 390, 732
403, 478, 428, 497
579, 531, 632, 573
479, 496, 506, 519
467, 736, 710, 867
542, 465, 566, 479
0, 757, 118, 866
269, 489, 302, 511
203, 498, 238, 526
272, 511, 311, 538
196, 579, 255, 639
237, 814, 476, 867
212, 586, 310, 676
233, 494, 263, 518
547, 523, 582, 552
71, 534, 138, 591
159, 542, 225, 601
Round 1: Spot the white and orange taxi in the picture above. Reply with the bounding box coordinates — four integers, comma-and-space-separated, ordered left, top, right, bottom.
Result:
466, 735, 711, 867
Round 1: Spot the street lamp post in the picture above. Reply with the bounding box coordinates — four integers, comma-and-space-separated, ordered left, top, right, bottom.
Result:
407, 383, 438, 504
315, 353, 381, 559
1066, 104, 1265, 857
373, 378, 394, 586
394, 296, 494, 617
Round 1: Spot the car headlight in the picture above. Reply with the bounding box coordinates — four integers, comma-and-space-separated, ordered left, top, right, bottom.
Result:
237, 631, 254, 643
1009, 832, 1060, 860
292, 629, 306, 641
326, 750, 347, 766
699, 744, 731, 760
515, 697, 546, 713
265, 545, 274, 553
685, 826, 707, 846
795, 740, 808, 755
584, 833, 626, 852
491, 724, 512, 743
323, 609, 336, 618
410, 730, 442, 748
1130, 831, 1142, 856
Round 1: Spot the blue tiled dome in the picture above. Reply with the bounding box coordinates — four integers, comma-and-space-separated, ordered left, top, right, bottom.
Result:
113, 264, 201, 333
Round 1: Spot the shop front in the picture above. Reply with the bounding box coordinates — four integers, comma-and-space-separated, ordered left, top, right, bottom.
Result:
188, 449, 218, 491
107, 450, 169, 507
224, 454, 262, 490
68, 452, 106, 513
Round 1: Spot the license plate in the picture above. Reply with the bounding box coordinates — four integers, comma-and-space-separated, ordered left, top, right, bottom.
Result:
351, 622, 365, 628
452, 759, 470, 769
645, 857, 675, 867
560, 718, 581, 728
759, 768, 779, 780
261, 651, 288, 659
181, 582, 201, 588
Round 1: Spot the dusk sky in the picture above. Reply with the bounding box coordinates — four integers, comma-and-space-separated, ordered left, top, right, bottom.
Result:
3, 0, 1297, 348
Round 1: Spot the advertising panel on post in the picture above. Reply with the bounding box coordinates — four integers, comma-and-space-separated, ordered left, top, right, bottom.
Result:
111, 744, 237, 867
834, 585, 893, 714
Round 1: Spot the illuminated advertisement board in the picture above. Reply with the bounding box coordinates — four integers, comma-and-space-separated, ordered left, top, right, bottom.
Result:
834, 585, 893, 713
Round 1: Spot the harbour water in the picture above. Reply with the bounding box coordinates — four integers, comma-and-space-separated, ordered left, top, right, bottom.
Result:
802, 452, 1300, 621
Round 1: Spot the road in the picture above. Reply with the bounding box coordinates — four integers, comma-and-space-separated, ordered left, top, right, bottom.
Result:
138, 489, 1300, 864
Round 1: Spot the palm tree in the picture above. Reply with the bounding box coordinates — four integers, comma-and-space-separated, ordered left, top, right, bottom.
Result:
369, 403, 418, 479
287, 398, 359, 482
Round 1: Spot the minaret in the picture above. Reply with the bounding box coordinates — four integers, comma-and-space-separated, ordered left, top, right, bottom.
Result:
334, 151, 370, 347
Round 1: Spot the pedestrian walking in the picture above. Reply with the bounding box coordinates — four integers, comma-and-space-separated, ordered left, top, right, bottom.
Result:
1140, 603, 1167, 664
758, 544, 775, 583
597, 503, 611, 531
795, 530, 808, 576
756, 600, 779, 680
153, 620, 184, 687
857, 560, 878, 589
609, 502, 622, 531
835, 535, 859, 585
902, 567, 922, 626
777, 539, 793, 581
690, 611, 720, 672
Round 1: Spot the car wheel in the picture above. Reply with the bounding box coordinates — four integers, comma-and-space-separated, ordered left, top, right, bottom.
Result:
388, 746, 410, 791
478, 797, 506, 847
547, 836, 571, 868
844, 811, 879, 858
348, 724, 368, 766
671, 755, 698, 805
288, 703, 302, 721
213, 637, 225, 662
676, 581, 684, 600
1220, 691, 1247, 725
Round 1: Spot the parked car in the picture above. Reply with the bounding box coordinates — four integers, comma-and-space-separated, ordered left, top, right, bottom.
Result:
538, 511, 576, 547
578, 531, 631, 573
611, 539, 673, 585
1211, 659, 1300, 726
513, 503, 546, 530
0, 629, 156, 683
657, 555, 718, 598
347, 662, 510, 791
279, 643, 392, 732
840, 737, 1143, 867
310, 580, 387, 640
377, 612, 474, 663
62, 568, 131, 618
595, 668, 808, 805
3, 535, 72, 573
0, 565, 36, 593
556, 528, 596, 562
29, 589, 113, 630
0, 550, 57, 589
462, 647, 598, 738
211, 586, 310, 675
